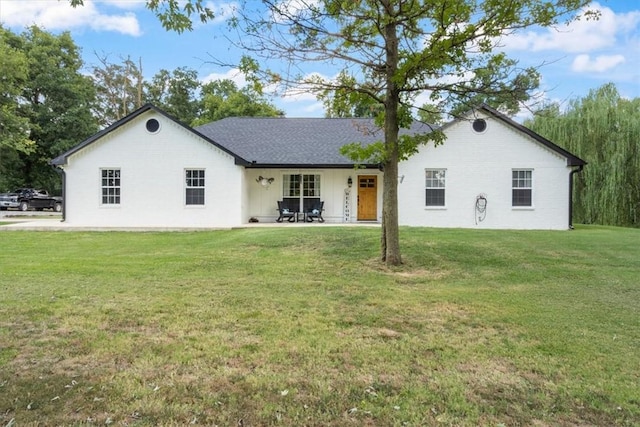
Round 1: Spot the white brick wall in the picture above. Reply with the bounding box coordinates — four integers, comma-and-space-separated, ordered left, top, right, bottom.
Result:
63, 111, 244, 228
398, 112, 572, 229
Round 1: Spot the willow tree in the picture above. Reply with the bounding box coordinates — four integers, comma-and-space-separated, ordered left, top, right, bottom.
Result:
526, 84, 640, 227
69, 0, 593, 265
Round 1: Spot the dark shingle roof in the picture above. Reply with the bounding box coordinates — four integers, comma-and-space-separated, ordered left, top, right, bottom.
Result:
195, 117, 435, 167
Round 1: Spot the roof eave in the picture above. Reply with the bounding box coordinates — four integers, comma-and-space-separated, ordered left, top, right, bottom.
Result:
245, 163, 381, 169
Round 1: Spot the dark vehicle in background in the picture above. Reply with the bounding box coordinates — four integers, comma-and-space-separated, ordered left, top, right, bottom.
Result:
0, 188, 62, 212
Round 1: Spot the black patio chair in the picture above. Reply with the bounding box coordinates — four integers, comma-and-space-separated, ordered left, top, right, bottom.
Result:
276, 200, 297, 222
305, 201, 324, 222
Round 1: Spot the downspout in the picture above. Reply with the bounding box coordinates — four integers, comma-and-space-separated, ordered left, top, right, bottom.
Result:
53, 166, 66, 222
568, 165, 584, 229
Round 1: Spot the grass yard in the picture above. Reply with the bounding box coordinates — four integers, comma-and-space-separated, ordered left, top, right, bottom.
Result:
0, 225, 639, 426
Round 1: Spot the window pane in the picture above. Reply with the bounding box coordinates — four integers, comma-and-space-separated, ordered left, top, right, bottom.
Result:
303, 174, 320, 197
283, 174, 300, 197
512, 170, 531, 188
186, 188, 205, 205
512, 189, 532, 206
426, 189, 445, 206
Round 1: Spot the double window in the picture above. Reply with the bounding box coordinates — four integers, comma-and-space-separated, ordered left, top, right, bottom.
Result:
283, 174, 321, 198
185, 169, 205, 205
512, 170, 532, 207
101, 169, 121, 205
425, 169, 446, 207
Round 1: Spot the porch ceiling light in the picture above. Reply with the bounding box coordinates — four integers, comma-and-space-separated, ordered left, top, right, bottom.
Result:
257, 176, 275, 187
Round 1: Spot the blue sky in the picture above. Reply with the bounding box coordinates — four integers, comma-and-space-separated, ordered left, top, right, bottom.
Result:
1, 0, 638, 118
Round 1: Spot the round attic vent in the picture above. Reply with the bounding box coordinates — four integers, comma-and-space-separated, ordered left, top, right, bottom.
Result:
146, 118, 160, 133
472, 118, 487, 133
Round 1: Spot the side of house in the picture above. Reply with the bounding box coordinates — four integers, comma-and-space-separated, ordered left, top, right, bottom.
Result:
59, 109, 245, 228
398, 110, 579, 229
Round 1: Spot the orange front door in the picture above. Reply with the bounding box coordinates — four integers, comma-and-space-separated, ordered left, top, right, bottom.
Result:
357, 175, 377, 221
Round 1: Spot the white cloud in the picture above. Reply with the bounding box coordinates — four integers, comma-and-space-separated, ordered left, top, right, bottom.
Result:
269, 0, 320, 23
201, 68, 247, 86
571, 54, 626, 72
203, 1, 239, 25
0, 0, 142, 36
101, 0, 146, 10
502, 3, 640, 53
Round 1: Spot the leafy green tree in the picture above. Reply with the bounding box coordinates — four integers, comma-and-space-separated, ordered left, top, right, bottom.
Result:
1, 26, 97, 193
90, 54, 145, 127
0, 27, 34, 156
316, 71, 383, 118
145, 67, 201, 124
192, 79, 283, 125
526, 84, 640, 227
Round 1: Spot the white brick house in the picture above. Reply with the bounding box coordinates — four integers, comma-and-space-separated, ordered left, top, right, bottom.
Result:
51, 104, 585, 229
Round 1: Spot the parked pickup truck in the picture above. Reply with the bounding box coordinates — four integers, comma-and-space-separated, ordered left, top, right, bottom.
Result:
0, 188, 62, 212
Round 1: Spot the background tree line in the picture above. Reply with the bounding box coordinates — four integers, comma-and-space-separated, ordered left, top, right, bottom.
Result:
0, 25, 282, 194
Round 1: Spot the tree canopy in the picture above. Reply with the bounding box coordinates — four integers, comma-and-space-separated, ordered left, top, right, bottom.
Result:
0, 25, 98, 193
193, 79, 283, 125
90, 54, 145, 127
0, 27, 34, 155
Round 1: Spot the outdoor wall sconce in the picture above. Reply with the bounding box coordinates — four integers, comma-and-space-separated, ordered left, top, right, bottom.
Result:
347, 176, 353, 188
256, 176, 275, 187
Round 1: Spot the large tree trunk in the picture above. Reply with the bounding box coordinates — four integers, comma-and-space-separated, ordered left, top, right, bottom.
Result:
381, 12, 402, 266
382, 155, 401, 265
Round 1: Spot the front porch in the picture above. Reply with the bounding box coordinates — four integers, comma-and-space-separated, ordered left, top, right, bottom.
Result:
244, 169, 383, 224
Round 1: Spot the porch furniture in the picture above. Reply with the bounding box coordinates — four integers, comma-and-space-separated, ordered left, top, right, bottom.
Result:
305, 201, 325, 222
276, 199, 298, 222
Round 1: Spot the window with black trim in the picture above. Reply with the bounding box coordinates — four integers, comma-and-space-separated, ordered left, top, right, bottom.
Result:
101, 169, 121, 205
185, 169, 205, 205
512, 170, 532, 207
425, 169, 446, 207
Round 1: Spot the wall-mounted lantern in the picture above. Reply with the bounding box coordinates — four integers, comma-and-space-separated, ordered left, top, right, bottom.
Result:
347, 176, 353, 188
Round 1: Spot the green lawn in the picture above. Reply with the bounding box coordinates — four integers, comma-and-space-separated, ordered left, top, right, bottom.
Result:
1, 226, 638, 426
